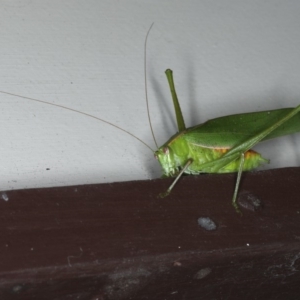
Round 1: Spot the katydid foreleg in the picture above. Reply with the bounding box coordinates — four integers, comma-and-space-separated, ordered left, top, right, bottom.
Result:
158, 158, 193, 198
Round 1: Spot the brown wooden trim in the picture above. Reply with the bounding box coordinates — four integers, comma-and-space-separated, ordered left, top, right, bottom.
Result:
1, 167, 300, 299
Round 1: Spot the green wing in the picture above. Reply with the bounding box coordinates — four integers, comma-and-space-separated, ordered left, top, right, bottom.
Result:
184, 108, 300, 149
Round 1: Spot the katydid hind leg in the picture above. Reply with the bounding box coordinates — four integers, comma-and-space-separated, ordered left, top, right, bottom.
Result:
165, 69, 186, 132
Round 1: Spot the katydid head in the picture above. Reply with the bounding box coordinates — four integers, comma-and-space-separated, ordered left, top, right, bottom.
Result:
154, 146, 178, 177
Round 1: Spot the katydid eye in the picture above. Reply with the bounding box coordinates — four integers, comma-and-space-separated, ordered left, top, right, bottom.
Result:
163, 147, 169, 154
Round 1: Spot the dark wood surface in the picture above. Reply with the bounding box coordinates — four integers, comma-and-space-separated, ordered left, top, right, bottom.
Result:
1, 167, 300, 300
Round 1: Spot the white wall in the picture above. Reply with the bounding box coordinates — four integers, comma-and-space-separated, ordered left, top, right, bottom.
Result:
0, 1, 300, 191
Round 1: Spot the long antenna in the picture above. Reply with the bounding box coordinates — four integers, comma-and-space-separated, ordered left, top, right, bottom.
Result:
0, 90, 154, 152
144, 23, 158, 149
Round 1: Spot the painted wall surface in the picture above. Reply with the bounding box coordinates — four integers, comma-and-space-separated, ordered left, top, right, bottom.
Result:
1, 1, 300, 190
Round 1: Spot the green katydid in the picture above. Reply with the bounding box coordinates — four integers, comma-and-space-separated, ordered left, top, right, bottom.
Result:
1, 26, 300, 213
155, 69, 300, 213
